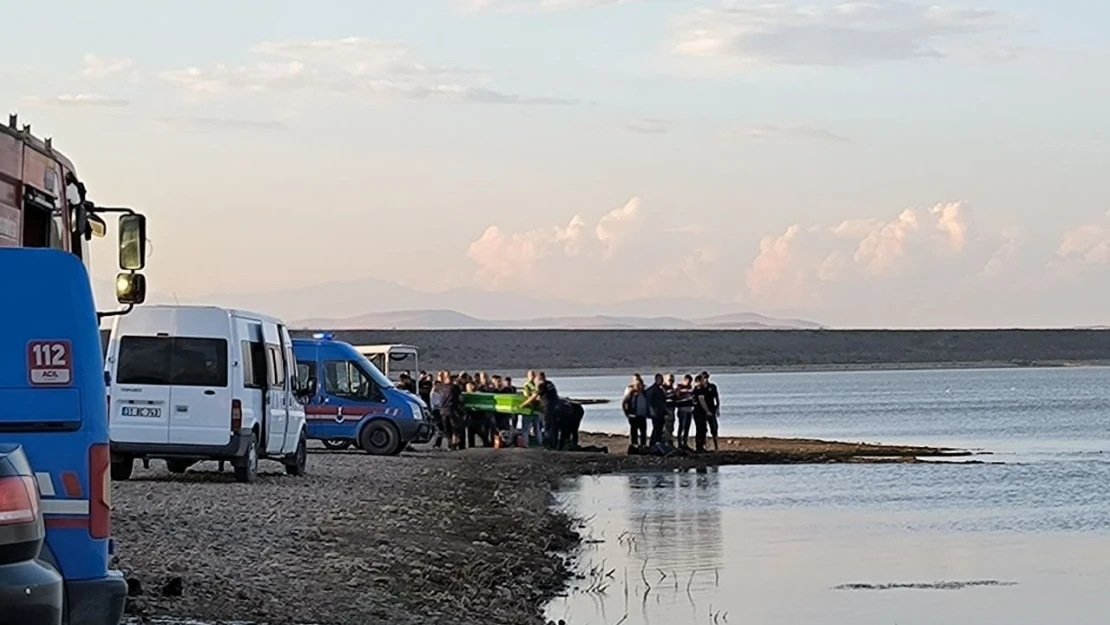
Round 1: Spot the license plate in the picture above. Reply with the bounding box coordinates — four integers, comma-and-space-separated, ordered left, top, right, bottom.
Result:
121, 406, 161, 418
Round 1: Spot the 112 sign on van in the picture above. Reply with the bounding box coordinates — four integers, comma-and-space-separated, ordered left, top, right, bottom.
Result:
27, 340, 73, 386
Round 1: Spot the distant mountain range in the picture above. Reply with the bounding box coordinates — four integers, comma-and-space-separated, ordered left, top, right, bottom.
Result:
290, 309, 824, 330
91, 276, 823, 330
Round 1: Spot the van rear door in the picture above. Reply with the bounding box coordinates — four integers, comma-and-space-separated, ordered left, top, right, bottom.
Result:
165, 337, 231, 447
110, 336, 172, 445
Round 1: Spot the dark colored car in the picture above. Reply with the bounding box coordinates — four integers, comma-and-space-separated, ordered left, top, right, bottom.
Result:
0, 444, 63, 625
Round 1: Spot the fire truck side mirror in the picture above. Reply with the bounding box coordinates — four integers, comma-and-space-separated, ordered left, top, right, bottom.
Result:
118, 214, 147, 271
115, 272, 147, 305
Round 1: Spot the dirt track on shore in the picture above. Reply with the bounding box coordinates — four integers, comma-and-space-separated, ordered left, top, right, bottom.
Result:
115, 437, 970, 625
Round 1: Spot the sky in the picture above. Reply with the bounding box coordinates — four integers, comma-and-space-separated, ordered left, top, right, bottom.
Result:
2, 0, 1109, 328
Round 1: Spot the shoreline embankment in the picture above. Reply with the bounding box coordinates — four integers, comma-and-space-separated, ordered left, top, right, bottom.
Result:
285, 328, 1110, 375
116, 436, 974, 625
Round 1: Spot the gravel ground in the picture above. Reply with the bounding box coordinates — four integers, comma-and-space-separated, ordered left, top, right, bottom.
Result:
114, 437, 965, 625
116, 446, 581, 625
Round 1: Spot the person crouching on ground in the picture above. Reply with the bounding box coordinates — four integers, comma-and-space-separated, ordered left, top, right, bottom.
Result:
622, 376, 650, 453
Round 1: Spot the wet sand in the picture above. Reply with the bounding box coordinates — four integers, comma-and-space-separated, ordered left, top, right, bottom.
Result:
115, 436, 971, 625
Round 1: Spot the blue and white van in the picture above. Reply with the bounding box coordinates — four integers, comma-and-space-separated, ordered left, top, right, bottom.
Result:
292, 335, 433, 455
0, 248, 130, 625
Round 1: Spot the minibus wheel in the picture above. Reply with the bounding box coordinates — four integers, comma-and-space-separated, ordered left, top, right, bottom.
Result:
359, 421, 401, 456
234, 434, 259, 483
322, 439, 352, 451
285, 433, 307, 476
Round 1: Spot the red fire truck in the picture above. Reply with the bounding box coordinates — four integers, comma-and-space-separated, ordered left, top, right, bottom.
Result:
0, 112, 147, 306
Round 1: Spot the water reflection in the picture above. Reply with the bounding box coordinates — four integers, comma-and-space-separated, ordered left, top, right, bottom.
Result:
553, 468, 727, 625
549, 466, 1110, 625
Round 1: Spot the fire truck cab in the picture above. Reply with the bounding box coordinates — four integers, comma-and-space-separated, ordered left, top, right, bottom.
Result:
0, 113, 146, 308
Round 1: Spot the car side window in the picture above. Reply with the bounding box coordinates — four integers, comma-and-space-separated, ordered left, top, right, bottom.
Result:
323, 361, 378, 400
296, 361, 316, 393
323, 361, 351, 395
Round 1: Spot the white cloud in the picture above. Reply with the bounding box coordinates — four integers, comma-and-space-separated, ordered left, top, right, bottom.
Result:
82, 54, 139, 82
464, 197, 1110, 326
728, 124, 851, 143
22, 94, 130, 108
745, 202, 978, 308
467, 197, 643, 287
159, 37, 573, 106
670, 1, 1016, 68
1057, 223, 1110, 265
620, 117, 671, 135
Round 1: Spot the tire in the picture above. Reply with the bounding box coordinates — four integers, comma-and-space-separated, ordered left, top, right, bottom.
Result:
285, 433, 307, 476
166, 459, 193, 474
111, 458, 133, 481
359, 421, 401, 456
234, 433, 259, 483
322, 439, 352, 451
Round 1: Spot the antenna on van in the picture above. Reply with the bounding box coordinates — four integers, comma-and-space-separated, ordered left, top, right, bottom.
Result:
172, 292, 179, 305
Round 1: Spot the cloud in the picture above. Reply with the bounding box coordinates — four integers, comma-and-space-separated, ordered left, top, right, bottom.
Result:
22, 94, 130, 108
159, 36, 573, 106
82, 54, 139, 82
1057, 223, 1110, 265
620, 117, 671, 135
745, 202, 979, 308
467, 196, 651, 293
670, 1, 1016, 68
728, 124, 851, 143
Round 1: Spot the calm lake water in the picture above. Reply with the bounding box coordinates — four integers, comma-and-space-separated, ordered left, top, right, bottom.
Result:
547, 367, 1110, 625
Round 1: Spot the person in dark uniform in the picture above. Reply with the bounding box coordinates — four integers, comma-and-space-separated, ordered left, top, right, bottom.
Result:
417, 370, 433, 407
700, 370, 720, 451
522, 371, 561, 450
645, 373, 668, 447
692, 374, 712, 453
439, 371, 466, 451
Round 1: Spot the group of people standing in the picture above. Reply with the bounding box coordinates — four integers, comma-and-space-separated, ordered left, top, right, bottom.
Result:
422, 369, 582, 451
622, 371, 720, 454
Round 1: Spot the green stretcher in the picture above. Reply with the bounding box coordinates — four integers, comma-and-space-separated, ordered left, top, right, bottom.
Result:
461, 392, 540, 416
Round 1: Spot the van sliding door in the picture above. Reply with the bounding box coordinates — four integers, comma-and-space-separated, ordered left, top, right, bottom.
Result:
261, 322, 288, 455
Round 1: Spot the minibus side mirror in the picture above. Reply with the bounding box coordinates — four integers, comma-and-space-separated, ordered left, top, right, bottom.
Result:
118, 214, 147, 271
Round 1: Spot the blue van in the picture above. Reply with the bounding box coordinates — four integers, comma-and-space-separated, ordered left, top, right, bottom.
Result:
0, 249, 129, 625
292, 336, 433, 455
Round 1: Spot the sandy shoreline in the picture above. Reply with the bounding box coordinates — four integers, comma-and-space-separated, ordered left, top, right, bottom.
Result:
116, 436, 977, 625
